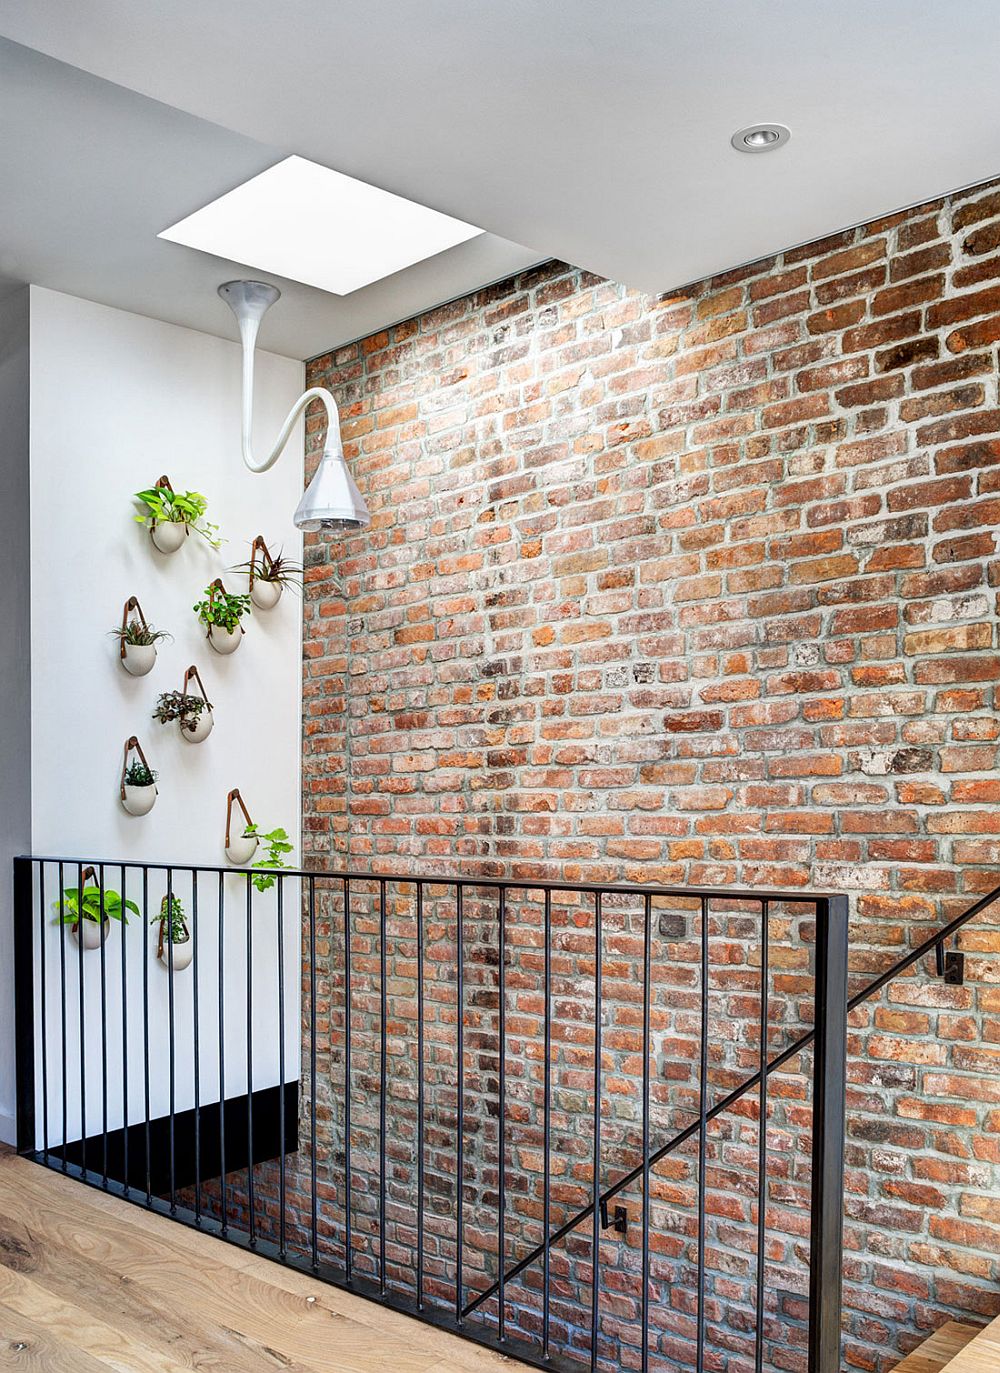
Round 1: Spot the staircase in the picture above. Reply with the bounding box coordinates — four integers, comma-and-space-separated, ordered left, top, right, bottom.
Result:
895, 1319, 989, 1373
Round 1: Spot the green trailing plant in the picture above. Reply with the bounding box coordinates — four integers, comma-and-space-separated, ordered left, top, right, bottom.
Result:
244, 824, 293, 892
194, 585, 252, 634
54, 883, 138, 926
110, 621, 172, 648
152, 893, 188, 944
123, 759, 157, 787
152, 690, 213, 733
231, 547, 303, 590
134, 486, 223, 549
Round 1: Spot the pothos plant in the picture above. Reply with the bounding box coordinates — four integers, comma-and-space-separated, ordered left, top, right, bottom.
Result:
244, 825, 293, 892
134, 486, 223, 549
193, 585, 252, 633
54, 883, 139, 926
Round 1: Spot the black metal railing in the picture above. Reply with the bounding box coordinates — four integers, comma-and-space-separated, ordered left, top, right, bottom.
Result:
13, 854, 853, 1373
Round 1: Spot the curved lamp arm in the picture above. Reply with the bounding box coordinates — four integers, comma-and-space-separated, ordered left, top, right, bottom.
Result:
219, 279, 370, 531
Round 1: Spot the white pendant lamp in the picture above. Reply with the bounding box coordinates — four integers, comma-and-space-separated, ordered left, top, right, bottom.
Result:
218, 280, 371, 533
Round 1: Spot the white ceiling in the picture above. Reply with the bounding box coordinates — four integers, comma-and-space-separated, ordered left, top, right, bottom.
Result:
0, 39, 539, 359
3, 2, 1000, 358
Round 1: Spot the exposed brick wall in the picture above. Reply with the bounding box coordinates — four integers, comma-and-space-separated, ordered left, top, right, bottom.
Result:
217, 176, 1000, 1373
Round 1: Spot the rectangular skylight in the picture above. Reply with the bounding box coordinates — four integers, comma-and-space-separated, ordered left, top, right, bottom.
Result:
159, 155, 484, 296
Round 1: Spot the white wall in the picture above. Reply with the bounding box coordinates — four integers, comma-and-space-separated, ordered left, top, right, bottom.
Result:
0, 288, 31, 1144
22, 287, 304, 1147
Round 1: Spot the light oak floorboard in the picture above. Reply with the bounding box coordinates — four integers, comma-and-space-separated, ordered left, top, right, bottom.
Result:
0, 1155, 532, 1373
891, 1321, 984, 1373
929, 1314, 1000, 1373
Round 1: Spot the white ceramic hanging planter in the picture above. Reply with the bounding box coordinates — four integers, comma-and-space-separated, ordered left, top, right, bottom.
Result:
119, 736, 158, 817
201, 578, 247, 655
226, 832, 259, 865
157, 898, 194, 972
73, 917, 110, 950
208, 623, 243, 655
174, 665, 214, 744
250, 577, 282, 610
122, 782, 156, 816
150, 519, 187, 554
115, 595, 166, 676
238, 534, 300, 611
224, 788, 259, 866
160, 936, 194, 971
182, 706, 214, 743
122, 642, 157, 676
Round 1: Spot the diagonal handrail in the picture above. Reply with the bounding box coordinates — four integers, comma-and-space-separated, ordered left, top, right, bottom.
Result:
461, 877, 1000, 1320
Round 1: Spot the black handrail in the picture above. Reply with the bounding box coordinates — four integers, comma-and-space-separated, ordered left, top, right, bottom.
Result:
462, 876, 1000, 1327
18, 852, 838, 903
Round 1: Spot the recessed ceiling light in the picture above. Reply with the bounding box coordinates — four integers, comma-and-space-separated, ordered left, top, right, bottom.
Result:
159, 155, 485, 296
731, 124, 791, 154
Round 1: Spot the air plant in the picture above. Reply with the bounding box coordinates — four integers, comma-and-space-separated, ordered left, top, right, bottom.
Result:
231, 547, 303, 590
109, 621, 172, 647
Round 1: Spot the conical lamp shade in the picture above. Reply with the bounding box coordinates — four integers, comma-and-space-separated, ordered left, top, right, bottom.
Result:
294, 449, 371, 532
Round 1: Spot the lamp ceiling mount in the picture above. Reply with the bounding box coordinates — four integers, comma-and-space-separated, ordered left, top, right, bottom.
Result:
218, 278, 371, 535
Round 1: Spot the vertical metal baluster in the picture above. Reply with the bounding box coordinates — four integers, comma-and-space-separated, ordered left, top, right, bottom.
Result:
277, 875, 287, 1260
542, 888, 552, 1361
309, 875, 318, 1272
807, 895, 849, 1373
39, 863, 48, 1162
416, 880, 425, 1309
218, 872, 228, 1235
120, 864, 128, 1194
456, 883, 464, 1325
246, 872, 255, 1245
142, 867, 151, 1205
697, 897, 709, 1373
590, 890, 603, 1373
379, 878, 387, 1295
99, 863, 108, 1187
167, 868, 176, 1213
344, 877, 353, 1281
498, 885, 507, 1342
13, 859, 35, 1159
642, 893, 652, 1373
77, 861, 86, 1177
58, 862, 68, 1172
193, 870, 201, 1223
755, 900, 769, 1373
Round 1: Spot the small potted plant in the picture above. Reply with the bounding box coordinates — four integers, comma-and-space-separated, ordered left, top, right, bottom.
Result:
135, 476, 222, 553
54, 869, 138, 949
232, 536, 302, 611
225, 788, 259, 865
247, 825, 294, 892
195, 579, 252, 655
153, 686, 214, 743
110, 596, 171, 677
120, 738, 158, 816
154, 893, 193, 971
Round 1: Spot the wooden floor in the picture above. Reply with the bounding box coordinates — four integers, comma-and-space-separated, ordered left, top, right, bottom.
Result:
0, 1150, 532, 1372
